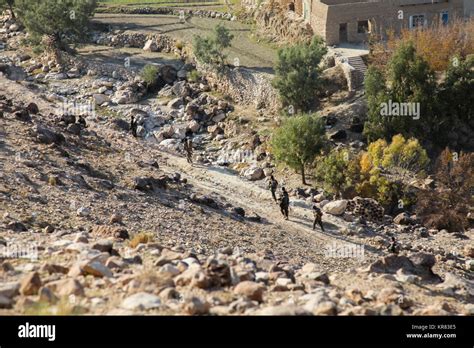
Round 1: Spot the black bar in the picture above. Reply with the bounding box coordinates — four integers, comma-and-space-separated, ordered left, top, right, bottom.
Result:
0, 316, 472, 346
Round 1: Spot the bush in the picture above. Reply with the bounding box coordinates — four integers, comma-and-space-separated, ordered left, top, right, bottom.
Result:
362, 135, 429, 176
193, 23, 234, 72
416, 148, 472, 232
129, 232, 154, 249
271, 113, 326, 184
356, 134, 428, 211
314, 149, 360, 197
187, 69, 200, 83
140, 64, 159, 85
272, 36, 327, 113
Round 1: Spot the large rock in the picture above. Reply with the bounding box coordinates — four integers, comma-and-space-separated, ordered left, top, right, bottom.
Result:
167, 97, 184, 109
35, 125, 65, 145
234, 281, 265, 302
0, 282, 20, 298
91, 225, 129, 239
243, 166, 264, 181
183, 296, 210, 315
45, 278, 84, 297
186, 120, 200, 133
19, 272, 42, 296
143, 39, 158, 52
0, 295, 13, 309
133, 176, 168, 192
82, 261, 113, 278
366, 253, 439, 281
174, 264, 211, 289
159, 139, 179, 152
93, 94, 109, 105
121, 292, 162, 310
394, 212, 413, 225
322, 200, 347, 216
112, 89, 139, 104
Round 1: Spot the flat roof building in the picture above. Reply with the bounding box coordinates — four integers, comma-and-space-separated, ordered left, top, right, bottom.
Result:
276, 0, 465, 45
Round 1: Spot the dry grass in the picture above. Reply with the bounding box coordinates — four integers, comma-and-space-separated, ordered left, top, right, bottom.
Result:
129, 232, 154, 248
23, 297, 85, 315
371, 18, 474, 71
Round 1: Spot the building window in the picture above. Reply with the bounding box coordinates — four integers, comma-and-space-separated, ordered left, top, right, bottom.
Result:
357, 20, 369, 34
441, 11, 449, 25
409, 14, 426, 29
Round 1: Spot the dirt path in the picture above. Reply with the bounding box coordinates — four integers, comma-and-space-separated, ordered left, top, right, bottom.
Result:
104, 131, 381, 271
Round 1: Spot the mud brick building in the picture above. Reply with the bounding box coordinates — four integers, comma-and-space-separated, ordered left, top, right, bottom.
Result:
277, 0, 465, 45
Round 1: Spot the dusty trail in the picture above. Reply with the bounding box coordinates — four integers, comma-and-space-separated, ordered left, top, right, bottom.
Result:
106, 131, 380, 270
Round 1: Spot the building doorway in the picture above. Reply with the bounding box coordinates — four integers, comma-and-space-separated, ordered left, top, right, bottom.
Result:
339, 23, 348, 43
288, 2, 295, 12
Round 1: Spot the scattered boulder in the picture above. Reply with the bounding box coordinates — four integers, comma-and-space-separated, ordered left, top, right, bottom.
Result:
394, 212, 413, 225
19, 272, 42, 296
234, 281, 265, 302
322, 200, 347, 216
6, 221, 27, 232
34, 125, 65, 145
26, 103, 39, 114
91, 225, 129, 239
243, 166, 264, 181
143, 39, 158, 52
121, 292, 162, 311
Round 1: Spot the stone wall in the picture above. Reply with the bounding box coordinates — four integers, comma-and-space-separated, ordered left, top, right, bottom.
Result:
97, 6, 237, 21
252, 3, 313, 45
202, 65, 281, 111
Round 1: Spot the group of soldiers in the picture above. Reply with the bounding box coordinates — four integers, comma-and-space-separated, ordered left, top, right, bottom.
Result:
128, 120, 400, 254
268, 175, 402, 253
268, 175, 325, 232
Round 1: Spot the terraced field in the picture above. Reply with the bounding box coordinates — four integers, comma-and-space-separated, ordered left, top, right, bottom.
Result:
93, 13, 278, 70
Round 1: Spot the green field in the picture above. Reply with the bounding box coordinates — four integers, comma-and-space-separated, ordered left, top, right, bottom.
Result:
98, 0, 238, 11
93, 13, 277, 69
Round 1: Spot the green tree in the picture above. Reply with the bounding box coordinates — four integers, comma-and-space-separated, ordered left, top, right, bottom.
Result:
0, 0, 15, 18
314, 149, 360, 197
271, 114, 326, 184
16, 0, 97, 50
435, 56, 474, 145
193, 23, 234, 72
364, 42, 436, 142
272, 36, 327, 113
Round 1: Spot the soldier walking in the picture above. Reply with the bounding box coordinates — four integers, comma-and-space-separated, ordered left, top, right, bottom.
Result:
312, 205, 325, 232
387, 236, 401, 254
183, 138, 193, 164
279, 187, 289, 220
130, 115, 137, 138
268, 175, 278, 202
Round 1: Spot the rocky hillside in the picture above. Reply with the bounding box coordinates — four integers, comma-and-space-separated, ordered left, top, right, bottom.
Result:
0, 15, 472, 316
